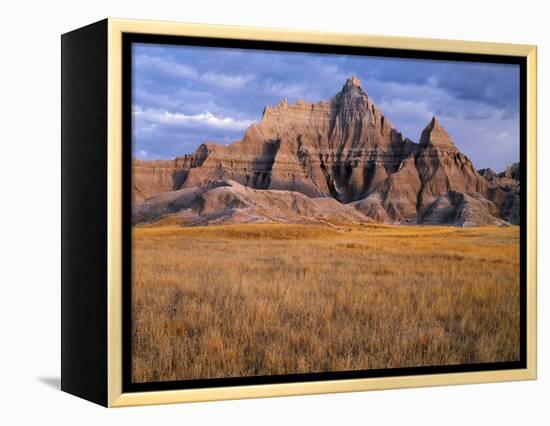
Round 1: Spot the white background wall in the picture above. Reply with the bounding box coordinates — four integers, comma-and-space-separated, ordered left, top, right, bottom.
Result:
0, 0, 547, 424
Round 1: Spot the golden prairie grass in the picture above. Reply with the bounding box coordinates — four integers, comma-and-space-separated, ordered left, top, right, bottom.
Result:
131, 223, 520, 383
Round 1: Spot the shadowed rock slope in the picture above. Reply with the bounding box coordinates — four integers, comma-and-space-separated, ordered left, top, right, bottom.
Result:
133, 77, 520, 227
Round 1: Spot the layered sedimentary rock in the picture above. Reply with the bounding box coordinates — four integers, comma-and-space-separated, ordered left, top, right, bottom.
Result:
133, 77, 521, 227
479, 162, 520, 224
134, 77, 415, 203
354, 118, 499, 225
132, 145, 209, 201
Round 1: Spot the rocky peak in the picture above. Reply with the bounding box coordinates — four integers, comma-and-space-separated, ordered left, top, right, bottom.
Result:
419, 116, 456, 150
344, 76, 362, 89
338, 76, 368, 99
478, 168, 497, 182
500, 162, 520, 180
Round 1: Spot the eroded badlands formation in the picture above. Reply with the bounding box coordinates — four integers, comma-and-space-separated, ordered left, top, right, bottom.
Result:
133, 77, 520, 227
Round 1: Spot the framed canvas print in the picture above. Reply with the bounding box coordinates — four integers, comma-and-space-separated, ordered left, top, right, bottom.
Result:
61, 18, 537, 407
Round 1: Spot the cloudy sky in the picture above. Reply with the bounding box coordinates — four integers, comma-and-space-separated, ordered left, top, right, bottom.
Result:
132, 42, 520, 171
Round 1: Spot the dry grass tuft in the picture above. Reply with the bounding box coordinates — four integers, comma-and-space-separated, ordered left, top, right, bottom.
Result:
132, 223, 520, 383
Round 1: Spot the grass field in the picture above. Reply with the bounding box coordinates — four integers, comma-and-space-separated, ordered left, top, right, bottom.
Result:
131, 223, 520, 383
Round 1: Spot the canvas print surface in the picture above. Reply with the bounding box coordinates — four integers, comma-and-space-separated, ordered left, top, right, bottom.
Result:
130, 43, 521, 384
